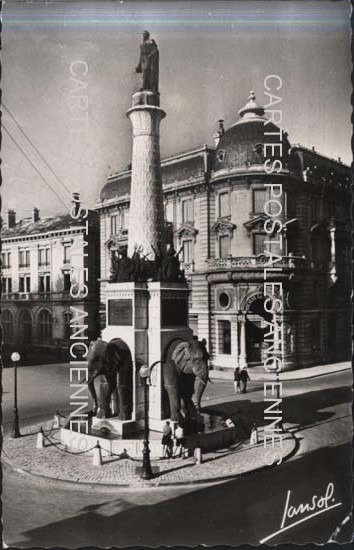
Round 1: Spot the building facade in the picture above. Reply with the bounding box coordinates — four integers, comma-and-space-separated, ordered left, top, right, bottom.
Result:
96, 92, 351, 371
1, 202, 100, 362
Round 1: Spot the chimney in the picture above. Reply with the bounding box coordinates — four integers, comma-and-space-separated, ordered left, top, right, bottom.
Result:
218, 119, 225, 136
8, 209, 16, 228
213, 119, 225, 147
33, 207, 40, 223
72, 192, 81, 217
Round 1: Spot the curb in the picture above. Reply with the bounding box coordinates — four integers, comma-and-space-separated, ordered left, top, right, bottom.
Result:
1, 429, 298, 490
209, 364, 351, 382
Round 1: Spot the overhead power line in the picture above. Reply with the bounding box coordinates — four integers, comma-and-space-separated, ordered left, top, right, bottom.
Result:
3, 124, 70, 211
2, 103, 72, 197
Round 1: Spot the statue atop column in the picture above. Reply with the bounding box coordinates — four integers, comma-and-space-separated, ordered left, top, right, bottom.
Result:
135, 30, 159, 94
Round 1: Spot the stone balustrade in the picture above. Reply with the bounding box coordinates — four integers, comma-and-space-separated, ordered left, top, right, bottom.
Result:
206, 255, 307, 270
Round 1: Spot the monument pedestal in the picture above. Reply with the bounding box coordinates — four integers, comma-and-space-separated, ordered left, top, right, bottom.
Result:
102, 281, 192, 433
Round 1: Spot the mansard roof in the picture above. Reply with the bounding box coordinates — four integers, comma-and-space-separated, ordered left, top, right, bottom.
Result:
2, 213, 94, 239
99, 147, 209, 202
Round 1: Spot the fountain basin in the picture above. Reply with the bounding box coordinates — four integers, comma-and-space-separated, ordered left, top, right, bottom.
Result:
60, 413, 237, 459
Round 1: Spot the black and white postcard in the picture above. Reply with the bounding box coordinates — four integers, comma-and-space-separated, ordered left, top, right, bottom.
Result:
1, 0, 353, 546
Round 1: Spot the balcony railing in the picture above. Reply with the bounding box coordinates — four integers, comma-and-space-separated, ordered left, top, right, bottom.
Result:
207, 255, 307, 270
3, 291, 71, 301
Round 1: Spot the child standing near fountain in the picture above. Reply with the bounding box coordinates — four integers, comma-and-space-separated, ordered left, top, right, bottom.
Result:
162, 421, 173, 458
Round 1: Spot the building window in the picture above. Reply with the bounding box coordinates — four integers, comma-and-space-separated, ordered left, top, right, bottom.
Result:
63, 272, 71, 292
218, 320, 231, 355
286, 230, 297, 255
111, 214, 118, 235
2, 277, 12, 294
123, 210, 129, 229
111, 211, 126, 234
1, 251, 11, 268
165, 202, 174, 223
182, 240, 193, 263
253, 233, 266, 255
2, 310, 14, 338
39, 247, 50, 266
218, 192, 229, 218
64, 311, 71, 339
311, 319, 321, 351
182, 198, 193, 223
286, 192, 296, 219
38, 309, 52, 340
39, 274, 51, 293
219, 292, 231, 310
217, 150, 226, 162
19, 249, 30, 268
19, 309, 32, 343
19, 275, 31, 293
219, 234, 230, 258
63, 244, 71, 265
327, 317, 336, 351
311, 196, 321, 223
253, 189, 266, 213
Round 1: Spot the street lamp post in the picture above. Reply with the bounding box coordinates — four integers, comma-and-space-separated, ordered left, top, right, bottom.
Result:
139, 364, 153, 480
11, 352, 21, 438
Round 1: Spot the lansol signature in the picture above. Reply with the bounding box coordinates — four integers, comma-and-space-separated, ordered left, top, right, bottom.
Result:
260, 482, 342, 544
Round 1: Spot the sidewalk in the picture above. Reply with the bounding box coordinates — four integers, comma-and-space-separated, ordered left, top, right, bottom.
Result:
210, 361, 351, 381
2, 421, 296, 489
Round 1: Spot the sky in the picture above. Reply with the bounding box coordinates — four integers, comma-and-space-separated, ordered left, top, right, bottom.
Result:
2, 0, 352, 218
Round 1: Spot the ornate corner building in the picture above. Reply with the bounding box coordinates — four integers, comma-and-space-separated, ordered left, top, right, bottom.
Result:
96, 92, 351, 372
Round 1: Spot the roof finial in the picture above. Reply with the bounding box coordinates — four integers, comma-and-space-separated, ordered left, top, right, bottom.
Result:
238, 90, 265, 120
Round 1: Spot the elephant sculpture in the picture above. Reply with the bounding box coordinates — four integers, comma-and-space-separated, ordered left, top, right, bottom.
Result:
163, 338, 209, 423
87, 338, 133, 420
87, 336, 209, 425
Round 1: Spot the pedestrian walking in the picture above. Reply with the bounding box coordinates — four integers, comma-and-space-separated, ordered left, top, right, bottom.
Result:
234, 367, 241, 393
161, 421, 173, 458
173, 424, 186, 458
240, 367, 250, 393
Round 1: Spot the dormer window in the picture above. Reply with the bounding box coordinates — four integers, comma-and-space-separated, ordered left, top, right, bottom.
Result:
217, 150, 226, 163
254, 143, 264, 162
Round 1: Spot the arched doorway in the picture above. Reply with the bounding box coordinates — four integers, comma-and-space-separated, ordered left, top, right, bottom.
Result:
246, 297, 272, 364
38, 309, 52, 341
18, 309, 32, 344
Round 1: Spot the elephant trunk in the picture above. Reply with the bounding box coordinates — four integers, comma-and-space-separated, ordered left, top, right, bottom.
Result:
194, 374, 208, 411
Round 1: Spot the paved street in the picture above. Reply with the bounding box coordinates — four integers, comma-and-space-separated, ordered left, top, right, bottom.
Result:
2, 364, 353, 546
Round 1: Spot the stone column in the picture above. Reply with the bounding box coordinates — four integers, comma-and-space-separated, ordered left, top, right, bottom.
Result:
231, 317, 239, 367
238, 314, 247, 369
126, 91, 166, 258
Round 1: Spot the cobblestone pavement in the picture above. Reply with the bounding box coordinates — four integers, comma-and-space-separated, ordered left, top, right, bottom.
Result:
2, 420, 296, 488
